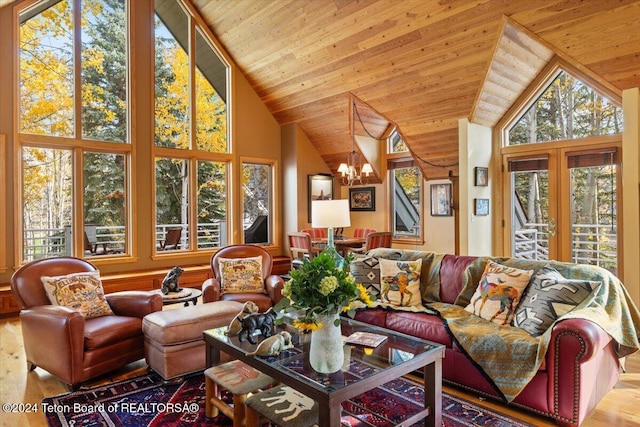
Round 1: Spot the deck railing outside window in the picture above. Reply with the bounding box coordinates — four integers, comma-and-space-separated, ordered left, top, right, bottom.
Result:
23, 222, 227, 261
513, 222, 617, 274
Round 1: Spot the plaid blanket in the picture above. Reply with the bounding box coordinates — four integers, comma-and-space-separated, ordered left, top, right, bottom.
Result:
368, 249, 640, 402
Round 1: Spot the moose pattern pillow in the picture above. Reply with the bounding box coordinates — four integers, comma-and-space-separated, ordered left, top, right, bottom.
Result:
42, 271, 114, 319
218, 256, 265, 294
379, 258, 422, 308
464, 260, 533, 326
513, 265, 601, 336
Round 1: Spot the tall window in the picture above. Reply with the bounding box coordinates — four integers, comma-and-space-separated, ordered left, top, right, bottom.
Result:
242, 160, 275, 246
503, 65, 621, 274
388, 160, 422, 240
18, 0, 130, 262
153, 0, 230, 252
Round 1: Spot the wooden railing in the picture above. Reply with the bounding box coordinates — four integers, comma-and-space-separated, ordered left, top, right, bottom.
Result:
23, 222, 227, 261
513, 222, 617, 274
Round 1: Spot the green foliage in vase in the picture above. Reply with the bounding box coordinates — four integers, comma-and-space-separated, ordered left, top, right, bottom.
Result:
274, 252, 375, 331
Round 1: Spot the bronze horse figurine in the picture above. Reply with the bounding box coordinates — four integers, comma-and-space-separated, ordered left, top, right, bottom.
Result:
472, 276, 519, 325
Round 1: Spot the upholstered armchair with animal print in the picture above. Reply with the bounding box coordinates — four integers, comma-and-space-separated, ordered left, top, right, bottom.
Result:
202, 245, 285, 312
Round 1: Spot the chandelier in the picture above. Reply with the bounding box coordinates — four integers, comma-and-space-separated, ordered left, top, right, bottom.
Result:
337, 101, 373, 186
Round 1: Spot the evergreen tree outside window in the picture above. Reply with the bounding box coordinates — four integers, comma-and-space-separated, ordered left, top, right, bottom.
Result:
153, 0, 230, 251
18, 0, 130, 261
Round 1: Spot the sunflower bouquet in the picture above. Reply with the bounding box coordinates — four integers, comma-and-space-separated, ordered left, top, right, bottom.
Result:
274, 251, 375, 331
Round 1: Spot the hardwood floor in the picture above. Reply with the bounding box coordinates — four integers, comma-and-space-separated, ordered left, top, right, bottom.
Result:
1, 314, 639, 427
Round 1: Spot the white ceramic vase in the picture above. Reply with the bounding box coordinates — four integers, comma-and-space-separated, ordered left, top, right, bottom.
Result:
309, 312, 344, 374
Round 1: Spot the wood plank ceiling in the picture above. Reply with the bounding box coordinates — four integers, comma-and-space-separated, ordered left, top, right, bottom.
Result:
4, 0, 639, 181
191, 0, 640, 181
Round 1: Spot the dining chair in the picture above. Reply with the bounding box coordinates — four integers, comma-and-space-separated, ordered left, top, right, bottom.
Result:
347, 231, 393, 255
288, 232, 319, 269
353, 228, 376, 239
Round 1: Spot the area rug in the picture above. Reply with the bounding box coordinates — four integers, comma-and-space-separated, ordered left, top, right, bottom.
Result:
42, 372, 535, 427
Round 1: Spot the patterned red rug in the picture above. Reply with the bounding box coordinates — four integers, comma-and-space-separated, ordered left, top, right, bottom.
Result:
42, 372, 535, 427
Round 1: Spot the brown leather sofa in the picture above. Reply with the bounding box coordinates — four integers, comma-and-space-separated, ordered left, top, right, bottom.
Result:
202, 245, 285, 312
11, 257, 163, 390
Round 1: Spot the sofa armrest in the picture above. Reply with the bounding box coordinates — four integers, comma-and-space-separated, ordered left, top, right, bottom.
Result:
202, 277, 221, 303
548, 318, 612, 364
106, 291, 163, 318
20, 306, 85, 376
265, 274, 284, 304
546, 317, 617, 425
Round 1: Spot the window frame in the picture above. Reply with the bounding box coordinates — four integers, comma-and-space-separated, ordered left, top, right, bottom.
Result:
240, 157, 279, 249
387, 156, 424, 244
15, 0, 133, 265
151, 0, 233, 256
0, 134, 5, 273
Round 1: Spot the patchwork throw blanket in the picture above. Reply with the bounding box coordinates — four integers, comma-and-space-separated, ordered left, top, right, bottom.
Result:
367, 249, 640, 402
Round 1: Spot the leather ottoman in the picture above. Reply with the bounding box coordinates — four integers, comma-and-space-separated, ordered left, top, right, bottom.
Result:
143, 300, 243, 380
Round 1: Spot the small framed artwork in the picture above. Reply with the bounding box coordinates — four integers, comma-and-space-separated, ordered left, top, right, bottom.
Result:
349, 187, 375, 211
475, 167, 488, 186
308, 174, 334, 222
430, 183, 452, 216
474, 198, 489, 216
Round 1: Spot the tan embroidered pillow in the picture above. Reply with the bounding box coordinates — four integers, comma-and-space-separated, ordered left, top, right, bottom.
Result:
464, 260, 533, 326
379, 258, 422, 308
218, 256, 265, 294
41, 271, 114, 319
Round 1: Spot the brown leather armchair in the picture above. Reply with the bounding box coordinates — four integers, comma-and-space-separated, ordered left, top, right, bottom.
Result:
202, 245, 284, 312
10, 257, 163, 390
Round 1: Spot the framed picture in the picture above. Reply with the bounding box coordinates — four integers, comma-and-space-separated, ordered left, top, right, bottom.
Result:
430, 183, 452, 216
474, 198, 489, 216
349, 187, 375, 211
308, 174, 333, 222
475, 167, 488, 186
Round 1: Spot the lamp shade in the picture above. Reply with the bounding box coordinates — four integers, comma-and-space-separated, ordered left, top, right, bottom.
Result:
311, 199, 351, 228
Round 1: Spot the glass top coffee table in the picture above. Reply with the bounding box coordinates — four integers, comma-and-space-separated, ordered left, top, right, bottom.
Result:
203, 317, 445, 427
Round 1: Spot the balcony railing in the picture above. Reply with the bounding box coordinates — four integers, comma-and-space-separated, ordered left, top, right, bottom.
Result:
23, 222, 227, 262
513, 222, 617, 274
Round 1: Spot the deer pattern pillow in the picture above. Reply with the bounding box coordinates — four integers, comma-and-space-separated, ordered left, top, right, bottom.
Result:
464, 260, 533, 326
379, 258, 422, 308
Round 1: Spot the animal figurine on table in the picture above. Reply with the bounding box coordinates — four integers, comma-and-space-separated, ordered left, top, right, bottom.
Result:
246, 331, 293, 357
237, 308, 276, 344
226, 301, 259, 336
161, 266, 184, 294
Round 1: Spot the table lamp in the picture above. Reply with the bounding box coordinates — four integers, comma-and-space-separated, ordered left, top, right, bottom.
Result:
311, 199, 351, 266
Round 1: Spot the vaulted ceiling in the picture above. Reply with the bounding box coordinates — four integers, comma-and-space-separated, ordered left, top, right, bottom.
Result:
191, 0, 640, 181
3, 0, 639, 181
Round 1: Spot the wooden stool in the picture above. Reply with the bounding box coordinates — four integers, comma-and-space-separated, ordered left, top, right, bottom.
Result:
245, 385, 319, 427
204, 360, 274, 427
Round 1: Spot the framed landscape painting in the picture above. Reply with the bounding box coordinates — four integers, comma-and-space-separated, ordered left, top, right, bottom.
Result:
308, 174, 333, 222
349, 187, 375, 211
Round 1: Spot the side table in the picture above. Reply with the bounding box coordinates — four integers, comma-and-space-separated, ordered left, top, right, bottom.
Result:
152, 287, 202, 307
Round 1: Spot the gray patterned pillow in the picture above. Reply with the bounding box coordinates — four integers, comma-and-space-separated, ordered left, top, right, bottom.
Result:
349, 255, 381, 294
513, 265, 600, 336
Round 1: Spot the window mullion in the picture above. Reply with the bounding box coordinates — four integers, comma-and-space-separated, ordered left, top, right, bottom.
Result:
73, 0, 82, 139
